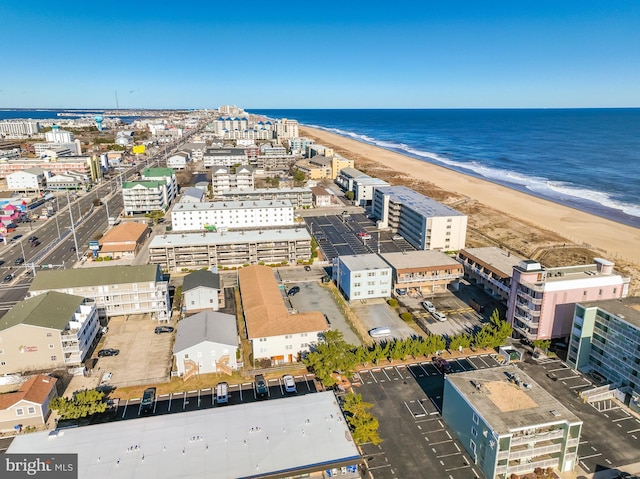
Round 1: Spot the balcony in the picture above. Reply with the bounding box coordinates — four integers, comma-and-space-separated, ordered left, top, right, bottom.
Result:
508, 443, 563, 460
517, 279, 545, 293
516, 289, 543, 305
513, 312, 540, 326
511, 429, 564, 445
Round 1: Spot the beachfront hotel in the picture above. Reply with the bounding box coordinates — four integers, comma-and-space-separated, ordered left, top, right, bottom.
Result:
371, 185, 468, 251
506, 259, 629, 341
443, 366, 582, 479
170, 199, 294, 232
567, 297, 640, 399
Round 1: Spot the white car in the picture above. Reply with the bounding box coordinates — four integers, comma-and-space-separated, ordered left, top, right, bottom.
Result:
431, 311, 447, 322
283, 375, 297, 393
422, 301, 436, 313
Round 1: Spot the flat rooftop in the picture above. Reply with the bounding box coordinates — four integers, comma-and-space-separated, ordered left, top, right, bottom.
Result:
459, 247, 525, 278
149, 228, 310, 248
380, 250, 462, 271
579, 297, 640, 329
375, 185, 466, 218
220, 187, 312, 195
339, 253, 391, 271
172, 199, 293, 211
445, 366, 581, 434
7, 392, 360, 479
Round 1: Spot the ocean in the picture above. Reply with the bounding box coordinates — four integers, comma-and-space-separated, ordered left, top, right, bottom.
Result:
250, 109, 640, 228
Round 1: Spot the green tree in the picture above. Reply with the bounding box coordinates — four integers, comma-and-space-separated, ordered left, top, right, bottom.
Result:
345, 190, 355, 201
303, 330, 356, 386
292, 168, 306, 184
533, 339, 551, 351
49, 389, 107, 420
449, 333, 472, 351
342, 392, 382, 445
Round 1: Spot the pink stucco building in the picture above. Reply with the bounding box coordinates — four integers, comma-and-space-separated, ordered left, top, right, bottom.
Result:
507, 258, 629, 341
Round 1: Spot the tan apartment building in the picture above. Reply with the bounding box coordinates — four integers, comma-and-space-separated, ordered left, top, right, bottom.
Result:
0, 292, 100, 375
28, 264, 170, 321
380, 250, 464, 295
458, 247, 525, 303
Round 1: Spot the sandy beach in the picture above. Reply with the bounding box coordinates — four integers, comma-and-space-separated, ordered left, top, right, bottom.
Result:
300, 126, 640, 269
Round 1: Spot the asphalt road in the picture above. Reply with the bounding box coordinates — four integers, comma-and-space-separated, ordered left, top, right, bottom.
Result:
0, 133, 193, 318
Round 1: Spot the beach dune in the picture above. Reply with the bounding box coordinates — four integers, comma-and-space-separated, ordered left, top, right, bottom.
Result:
300, 126, 640, 265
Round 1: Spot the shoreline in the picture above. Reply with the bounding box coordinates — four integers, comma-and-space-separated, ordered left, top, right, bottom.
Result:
300, 126, 640, 265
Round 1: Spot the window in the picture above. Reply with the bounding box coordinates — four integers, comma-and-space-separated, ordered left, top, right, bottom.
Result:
471, 426, 478, 437
49, 344, 55, 349
46, 333, 52, 337
50, 356, 57, 361
472, 413, 479, 425
301, 343, 309, 348
15, 408, 24, 416
0, 349, 3, 355
285, 345, 293, 350
0, 361, 5, 366
27, 406, 36, 415
184, 354, 189, 359
300, 333, 308, 337
354, 282, 361, 287
259, 347, 267, 353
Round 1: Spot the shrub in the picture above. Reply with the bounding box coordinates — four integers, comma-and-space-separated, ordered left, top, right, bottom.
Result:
400, 312, 413, 322
387, 298, 399, 308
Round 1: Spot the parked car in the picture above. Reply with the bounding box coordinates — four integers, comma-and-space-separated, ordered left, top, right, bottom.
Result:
422, 301, 436, 313
3, 274, 14, 283
215, 382, 229, 404
304, 265, 311, 272
14, 257, 24, 265
432, 357, 452, 374
28, 235, 37, 242
141, 387, 156, 413
154, 326, 174, 334
282, 375, 297, 393
395, 288, 407, 296
97, 348, 119, 357
369, 327, 391, 338
431, 311, 447, 322
255, 374, 268, 398
287, 286, 300, 296
70, 246, 76, 252
0, 260, 5, 266
31, 240, 41, 247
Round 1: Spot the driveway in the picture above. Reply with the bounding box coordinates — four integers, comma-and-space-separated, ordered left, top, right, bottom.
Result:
350, 300, 419, 340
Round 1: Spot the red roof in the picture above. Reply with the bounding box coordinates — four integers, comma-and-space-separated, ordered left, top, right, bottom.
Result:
0, 375, 57, 410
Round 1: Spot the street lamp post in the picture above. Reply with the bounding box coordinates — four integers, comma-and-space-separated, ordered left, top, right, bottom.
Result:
19, 239, 26, 262
54, 214, 61, 240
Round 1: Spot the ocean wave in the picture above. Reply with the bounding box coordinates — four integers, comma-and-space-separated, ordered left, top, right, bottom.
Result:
309, 124, 640, 219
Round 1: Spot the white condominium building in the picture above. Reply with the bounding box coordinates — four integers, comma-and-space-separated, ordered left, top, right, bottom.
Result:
372, 185, 467, 251
171, 199, 294, 232
0, 120, 40, 137
45, 126, 74, 143
203, 147, 248, 167
274, 118, 299, 140
211, 165, 255, 197
141, 167, 178, 203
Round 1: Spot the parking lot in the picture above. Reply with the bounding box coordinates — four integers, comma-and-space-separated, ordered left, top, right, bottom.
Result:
94, 314, 175, 387
304, 213, 414, 262
350, 300, 422, 340
352, 355, 500, 479
518, 358, 640, 476
287, 279, 361, 345
112, 374, 317, 421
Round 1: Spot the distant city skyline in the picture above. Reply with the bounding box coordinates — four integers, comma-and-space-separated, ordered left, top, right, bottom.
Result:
1, 1, 639, 109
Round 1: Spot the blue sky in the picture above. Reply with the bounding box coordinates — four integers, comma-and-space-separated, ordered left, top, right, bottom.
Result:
1, 1, 639, 109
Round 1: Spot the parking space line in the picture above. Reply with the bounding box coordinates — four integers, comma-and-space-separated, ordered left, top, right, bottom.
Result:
612, 416, 633, 422
122, 399, 129, 418
569, 383, 591, 389
579, 453, 602, 460
437, 452, 461, 458
430, 397, 442, 413
418, 400, 430, 417
430, 440, 453, 445
394, 366, 408, 379
368, 464, 391, 471
445, 465, 470, 472
382, 368, 392, 381
168, 394, 172, 411
627, 428, 640, 434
